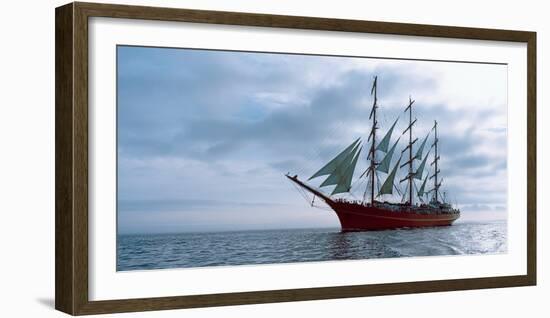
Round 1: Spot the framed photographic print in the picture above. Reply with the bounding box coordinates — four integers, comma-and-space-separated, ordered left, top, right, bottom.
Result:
55, 2, 536, 315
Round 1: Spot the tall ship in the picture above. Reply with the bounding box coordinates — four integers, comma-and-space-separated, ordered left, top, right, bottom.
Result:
287, 76, 460, 231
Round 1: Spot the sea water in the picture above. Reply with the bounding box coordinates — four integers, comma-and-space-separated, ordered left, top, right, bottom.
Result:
117, 220, 506, 271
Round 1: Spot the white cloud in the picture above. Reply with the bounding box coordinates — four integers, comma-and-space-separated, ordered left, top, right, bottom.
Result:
117, 46, 508, 233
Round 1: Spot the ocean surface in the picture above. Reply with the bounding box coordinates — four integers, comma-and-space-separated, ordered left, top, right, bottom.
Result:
117, 220, 507, 271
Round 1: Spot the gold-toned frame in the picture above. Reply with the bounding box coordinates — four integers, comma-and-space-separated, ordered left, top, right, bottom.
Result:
55, 2, 536, 315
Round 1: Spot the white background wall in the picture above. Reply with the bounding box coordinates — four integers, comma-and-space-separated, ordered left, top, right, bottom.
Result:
0, 0, 547, 317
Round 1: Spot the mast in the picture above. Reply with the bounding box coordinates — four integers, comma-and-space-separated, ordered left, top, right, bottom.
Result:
432, 120, 440, 202
367, 76, 378, 204
406, 97, 414, 205
399, 97, 416, 206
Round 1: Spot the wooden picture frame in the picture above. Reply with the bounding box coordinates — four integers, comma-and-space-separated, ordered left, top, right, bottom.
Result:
55, 2, 536, 315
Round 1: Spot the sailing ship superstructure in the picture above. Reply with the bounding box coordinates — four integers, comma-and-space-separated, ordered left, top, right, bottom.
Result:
287, 76, 460, 231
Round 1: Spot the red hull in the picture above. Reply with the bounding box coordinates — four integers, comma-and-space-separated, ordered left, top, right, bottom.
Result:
286, 175, 460, 231
328, 201, 460, 231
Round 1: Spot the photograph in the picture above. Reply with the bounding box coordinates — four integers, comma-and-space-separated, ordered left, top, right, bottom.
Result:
116, 45, 508, 271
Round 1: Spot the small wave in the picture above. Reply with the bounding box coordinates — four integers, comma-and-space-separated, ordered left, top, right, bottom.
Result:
117, 223, 507, 271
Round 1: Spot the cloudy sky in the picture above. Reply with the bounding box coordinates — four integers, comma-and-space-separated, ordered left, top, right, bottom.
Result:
117, 45, 508, 234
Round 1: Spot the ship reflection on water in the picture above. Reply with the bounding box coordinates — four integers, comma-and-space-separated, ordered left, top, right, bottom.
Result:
327, 232, 353, 260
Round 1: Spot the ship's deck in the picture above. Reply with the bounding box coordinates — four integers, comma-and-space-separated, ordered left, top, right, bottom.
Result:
333, 198, 460, 215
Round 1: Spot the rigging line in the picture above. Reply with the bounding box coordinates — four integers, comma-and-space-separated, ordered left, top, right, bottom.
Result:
353, 167, 368, 185
290, 180, 319, 206
350, 177, 361, 189
351, 176, 363, 191
350, 174, 367, 196
301, 118, 354, 178
354, 173, 368, 198
412, 181, 420, 201
290, 181, 332, 211
394, 183, 403, 196
291, 181, 311, 203
358, 173, 371, 198
358, 167, 369, 179
365, 167, 375, 201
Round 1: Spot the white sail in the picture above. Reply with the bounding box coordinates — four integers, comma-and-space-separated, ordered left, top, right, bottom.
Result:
378, 156, 402, 196
376, 137, 401, 173
309, 138, 361, 180
401, 179, 409, 202
376, 118, 399, 153
417, 175, 428, 198
413, 150, 430, 180
414, 132, 430, 160
331, 148, 363, 195
320, 144, 361, 187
